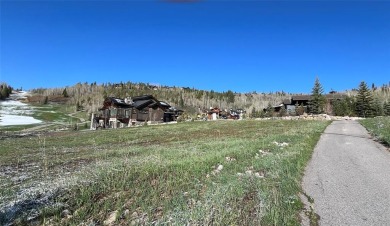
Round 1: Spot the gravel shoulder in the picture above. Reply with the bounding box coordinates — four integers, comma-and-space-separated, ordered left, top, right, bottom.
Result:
302, 120, 390, 225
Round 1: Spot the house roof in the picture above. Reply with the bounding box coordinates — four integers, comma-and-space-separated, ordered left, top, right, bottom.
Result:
283, 99, 292, 105
287, 93, 347, 104
132, 99, 154, 109
132, 95, 158, 102
105, 97, 132, 108
292, 95, 312, 101
131, 95, 172, 110
101, 95, 178, 111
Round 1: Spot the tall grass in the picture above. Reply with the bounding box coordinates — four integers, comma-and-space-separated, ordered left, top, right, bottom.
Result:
0, 120, 330, 225
360, 116, 390, 146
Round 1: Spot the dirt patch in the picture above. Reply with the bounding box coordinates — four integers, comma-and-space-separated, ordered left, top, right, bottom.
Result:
0, 156, 96, 225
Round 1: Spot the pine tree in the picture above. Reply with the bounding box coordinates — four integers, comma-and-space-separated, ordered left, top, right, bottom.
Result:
266, 102, 274, 117
62, 88, 69, 97
384, 101, 390, 116
279, 105, 287, 117
251, 107, 257, 118
332, 99, 344, 116
372, 97, 383, 116
0, 85, 10, 100
43, 96, 49, 104
309, 77, 326, 114
226, 90, 235, 103
356, 81, 374, 118
179, 95, 184, 108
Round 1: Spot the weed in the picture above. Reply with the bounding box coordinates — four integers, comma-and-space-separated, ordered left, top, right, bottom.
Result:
360, 116, 390, 147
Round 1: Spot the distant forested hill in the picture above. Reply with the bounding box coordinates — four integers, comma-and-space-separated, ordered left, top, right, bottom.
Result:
29, 81, 390, 117
29, 81, 294, 115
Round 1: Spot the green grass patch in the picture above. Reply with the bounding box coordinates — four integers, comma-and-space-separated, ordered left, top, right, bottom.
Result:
360, 116, 390, 146
0, 120, 330, 225
0, 124, 38, 132
32, 104, 78, 123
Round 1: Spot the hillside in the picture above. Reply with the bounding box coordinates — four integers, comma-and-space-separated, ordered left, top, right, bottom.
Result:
27, 81, 390, 120
27, 82, 298, 116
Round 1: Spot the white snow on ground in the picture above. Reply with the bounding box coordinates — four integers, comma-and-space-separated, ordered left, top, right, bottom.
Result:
0, 91, 42, 126
0, 115, 42, 126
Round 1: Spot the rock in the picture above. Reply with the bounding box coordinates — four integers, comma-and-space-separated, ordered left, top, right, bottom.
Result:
61, 209, 71, 218
122, 209, 130, 218
245, 170, 253, 176
103, 210, 118, 225
254, 172, 265, 178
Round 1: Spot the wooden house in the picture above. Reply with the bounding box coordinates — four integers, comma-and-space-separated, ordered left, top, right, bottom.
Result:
92, 97, 132, 129
278, 93, 346, 115
207, 107, 222, 120
91, 95, 182, 129
228, 109, 246, 119
130, 95, 174, 124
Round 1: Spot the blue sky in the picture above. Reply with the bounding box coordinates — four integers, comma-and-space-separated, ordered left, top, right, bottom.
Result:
1, 1, 389, 94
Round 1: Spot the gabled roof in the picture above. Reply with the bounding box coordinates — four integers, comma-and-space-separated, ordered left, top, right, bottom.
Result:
283, 99, 292, 105
131, 95, 171, 110
292, 95, 312, 101
132, 99, 154, 109
286, 93, 347, 104
102, 95, 177, 111
132, 95, 157, 102
104, 97, 132, 108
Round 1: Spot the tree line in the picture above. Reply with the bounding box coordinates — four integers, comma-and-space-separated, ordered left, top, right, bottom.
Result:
307, 79, 390, 117
29, 81, 291, 116
28, 79, 390, 118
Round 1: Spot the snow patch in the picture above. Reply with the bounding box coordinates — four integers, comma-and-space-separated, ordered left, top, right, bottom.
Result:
0, 92, 42, 126
0, 115, 42, 126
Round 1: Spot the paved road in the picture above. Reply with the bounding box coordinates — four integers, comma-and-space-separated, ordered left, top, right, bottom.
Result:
302, 120, 390, 226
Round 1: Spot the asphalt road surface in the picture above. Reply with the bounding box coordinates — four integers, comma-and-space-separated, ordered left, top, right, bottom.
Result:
302, 120, 390, 226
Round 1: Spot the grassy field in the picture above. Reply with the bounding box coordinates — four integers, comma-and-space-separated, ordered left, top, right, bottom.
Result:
0, 119, 330, 225
31, 104, 80, 123
360, 116, 390, 147
0, 104, 85, 133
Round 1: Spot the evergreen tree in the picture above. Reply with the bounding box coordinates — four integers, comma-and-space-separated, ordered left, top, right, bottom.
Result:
0, 84, 11, 100
251, 107, 257, 118
279, 105, 287, 117
103, 90, 108, 99
384, 101, 390, 116
226, 90, 235, 103
333, 97, 356, 116
309, 77, 326, 114
43, 96, 49, 104
179, 95, 184, 108
266, 102, 274, 117
372, 97, 383, 116
332, 99, 344, 116
356, 81, 374, 118
62, 88, 69, 97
